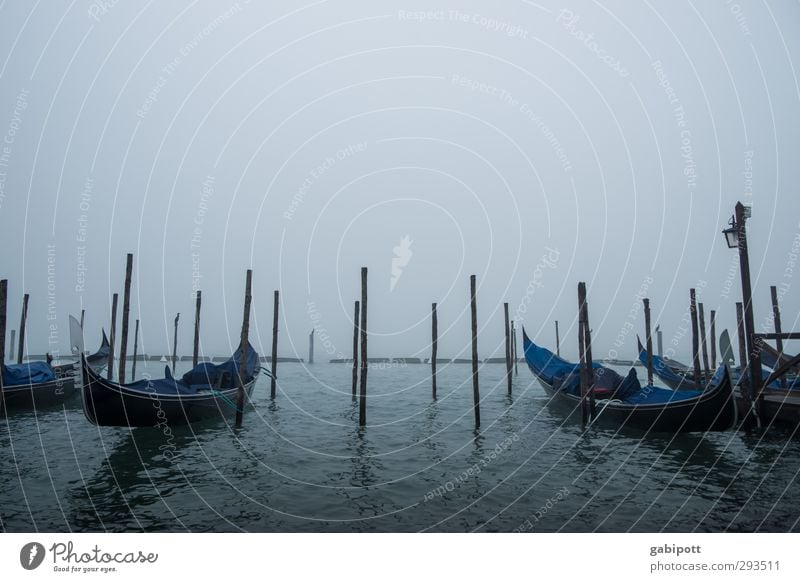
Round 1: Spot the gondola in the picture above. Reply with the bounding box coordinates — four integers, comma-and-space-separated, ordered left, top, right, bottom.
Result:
1, 332, 112, 412
79, 341, 261, 428
523, 329, 735, 433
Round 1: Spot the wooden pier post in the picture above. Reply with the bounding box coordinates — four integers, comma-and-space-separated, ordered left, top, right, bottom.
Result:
770, 286, 786, 389
470, 275, 480, 428
118, 253, 133, 382
736, 302, 748, 390
689, 289, 702, 386
270, 290, 279, 399
17, 293, 28, 364
80, 309, 85, 329
8, 329, 14, 361
351, 300, 359, 397
131, 319, 140, 382
555, 320, 561, 357
308, 329, 314, 364
504, 302, 512, 394
235, 269, 253, 428
512, 320, 518, 375
0, 280, 7, 386
643, 298, 654, 386
107, 294, 118, 381
698, 302, 711, 380
710, 311, 717, 370
358, 268, 368, 427
171, 313, 179, 375
193, 291, 202, 368
577, 282, 595, 425
431, 302, 438, 399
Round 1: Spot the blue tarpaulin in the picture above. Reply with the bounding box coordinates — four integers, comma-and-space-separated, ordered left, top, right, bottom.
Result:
2, 362, 56, 387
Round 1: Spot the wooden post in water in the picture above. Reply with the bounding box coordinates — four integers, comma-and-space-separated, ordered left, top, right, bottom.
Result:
736, 302, 748, 390
555, 320, 561, 357
80, 309, 85, 329
577, 284, 589, 427
131, 319, 140, 382
770, 286, 786, 389
17, 293, 28, 364
171, 313, 179, 375
710, 311, 717, 370
235, 269, 253, 428
431, 302, 438, 399
470, 275, 480, 428
193, 291, 202, 368
118, 253, 133, 382
8, 329, 14, 361
698, 302, 710, 381
270, 290, 279, 399
0, 280, 7, 390
358, 268, 368, 427
504, 302, 512, 394
351, 300, 359, 397
308, 329, 314, 364
107, 294, 118, 381
643, 298, 654, 386
689, 289, 702, 386
512, 320, 518, 375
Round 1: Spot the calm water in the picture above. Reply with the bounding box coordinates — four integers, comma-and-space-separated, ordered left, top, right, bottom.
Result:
1, 361, 799, 532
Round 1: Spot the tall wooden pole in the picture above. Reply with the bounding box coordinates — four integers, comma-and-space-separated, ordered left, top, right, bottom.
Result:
351, 300, 359, 397
698, 302, 710, 380
643, 298, 654, 386
555, 320, 561, 357
358, 268, 368, 426
308, 329, 314, 364
270, 290, 279, 399
504, 302, 512, 394
0, 280, 7, 389
118, 253, 133, 382
512, 320, 518, 375
131, 319, 140, 382
470, 275, 480, 428
710, 310, 717, 370
171, 313, 179, 375
80, 309, 85, 329
17, 293, 28, 364
193, 291, 202, 368
577, 282, 595, 424
235, 269, 252, 428
107, 294, 118, 381
736, 302, 748, 390
689, 289, 702, 386
770, 285, 786, 389
8, 330, 14, 361
431, 302, 438, 399
734, 202, 763, 416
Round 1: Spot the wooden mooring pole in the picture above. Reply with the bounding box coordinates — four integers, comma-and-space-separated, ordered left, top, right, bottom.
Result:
504, 302, 512, 394
17, 293, 28, 364
193, 290, 202, 368
710, 310, 717, 370
470, 275, 480, 428
358, 268, 368, 427
512, 320, 518, 375
107, 293, 118, 381
0, 280, 7, 391
577, 283, 589, 426
118, 253, 133, 382
270, 290, 279, 399
8, 329, 14, 361
351, 300, 359, 397
131, 319, 140, 382
431, 302, 438, 399
643, 298, 654, 386
308, 329, 314, 364
171, 313, 179, 375
555, 320, 561, 357
689, 289, 702, 386
770, 286, 787, 389
698, 302, 710, 381
80, 309, 85, 329
736, 302, 748, 390
235, 269, 253, 428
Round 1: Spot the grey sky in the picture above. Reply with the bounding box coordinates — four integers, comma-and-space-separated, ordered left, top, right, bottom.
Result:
0, 1, 798, 364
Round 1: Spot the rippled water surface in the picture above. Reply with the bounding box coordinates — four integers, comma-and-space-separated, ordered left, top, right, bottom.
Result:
2, 362, 799, 532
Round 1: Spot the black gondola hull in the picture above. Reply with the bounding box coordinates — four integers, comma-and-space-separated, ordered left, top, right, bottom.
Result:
1, 375, 77, 411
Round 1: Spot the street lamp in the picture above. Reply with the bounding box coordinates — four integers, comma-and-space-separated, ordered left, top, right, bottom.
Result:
722, 201, 762, 425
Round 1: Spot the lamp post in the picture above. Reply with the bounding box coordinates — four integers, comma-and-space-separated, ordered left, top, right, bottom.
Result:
722, 201, 763, 422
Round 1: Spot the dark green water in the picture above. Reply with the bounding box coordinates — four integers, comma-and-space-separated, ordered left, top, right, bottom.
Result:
1, 362, 799, 532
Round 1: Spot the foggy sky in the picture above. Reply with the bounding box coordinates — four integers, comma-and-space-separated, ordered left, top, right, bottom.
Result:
1, 0, 799, 365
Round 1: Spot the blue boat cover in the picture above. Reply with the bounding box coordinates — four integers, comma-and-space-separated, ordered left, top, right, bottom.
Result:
120, 343, 258, 395
2, 362, 56, 387
522, 335, 603, 384
637, 346, 693, 386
